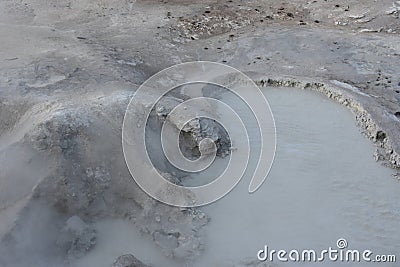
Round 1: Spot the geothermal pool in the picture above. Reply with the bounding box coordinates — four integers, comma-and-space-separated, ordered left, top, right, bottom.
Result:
74, 87, 399, 267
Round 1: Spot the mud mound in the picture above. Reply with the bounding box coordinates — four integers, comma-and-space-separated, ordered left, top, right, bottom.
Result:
0, 89, 213, 266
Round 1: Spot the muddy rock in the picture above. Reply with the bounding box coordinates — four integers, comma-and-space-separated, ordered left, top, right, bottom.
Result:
156, 93, 231, 158
112, 254, 150, 267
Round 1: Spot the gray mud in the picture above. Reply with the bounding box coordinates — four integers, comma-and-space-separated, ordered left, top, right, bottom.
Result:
0, 0, 400, 266
196, 87, 399, 267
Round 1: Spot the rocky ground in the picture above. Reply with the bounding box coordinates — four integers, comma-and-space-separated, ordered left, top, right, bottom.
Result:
0, 0, 399, 266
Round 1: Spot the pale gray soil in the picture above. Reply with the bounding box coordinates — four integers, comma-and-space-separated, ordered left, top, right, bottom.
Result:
0, 0, 399, 266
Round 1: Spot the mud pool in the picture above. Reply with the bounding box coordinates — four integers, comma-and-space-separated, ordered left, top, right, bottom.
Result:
72, 87, 399, 267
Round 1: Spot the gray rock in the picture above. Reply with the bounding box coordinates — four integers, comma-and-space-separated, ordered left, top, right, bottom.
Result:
112, 254, 150, 267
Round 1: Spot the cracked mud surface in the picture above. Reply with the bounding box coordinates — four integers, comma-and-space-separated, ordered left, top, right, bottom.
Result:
0, 0, 399, 266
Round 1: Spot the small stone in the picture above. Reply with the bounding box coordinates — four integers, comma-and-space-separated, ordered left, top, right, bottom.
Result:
112, 254, 150, 267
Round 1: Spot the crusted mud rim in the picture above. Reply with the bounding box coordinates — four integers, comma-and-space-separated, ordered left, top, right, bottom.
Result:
255, 75, 400, 172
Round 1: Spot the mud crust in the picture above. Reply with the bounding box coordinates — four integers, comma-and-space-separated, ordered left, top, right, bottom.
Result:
256, 76, 400, 170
